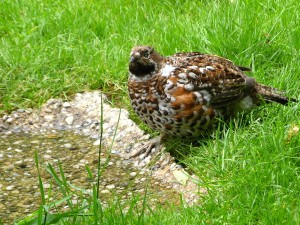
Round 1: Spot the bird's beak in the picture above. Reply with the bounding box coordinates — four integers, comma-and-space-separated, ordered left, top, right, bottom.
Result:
130, 52, 141, 62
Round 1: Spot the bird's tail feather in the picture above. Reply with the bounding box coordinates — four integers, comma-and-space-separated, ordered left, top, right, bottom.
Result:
255, 84, 297, 105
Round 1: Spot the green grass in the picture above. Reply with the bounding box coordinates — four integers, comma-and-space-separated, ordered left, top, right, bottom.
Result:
1, 0, 300, 224
187, 110, 300, 224
1, 0, 299, 112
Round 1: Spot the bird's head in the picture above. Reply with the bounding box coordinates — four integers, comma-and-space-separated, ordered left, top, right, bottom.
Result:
129, 46, 163, 76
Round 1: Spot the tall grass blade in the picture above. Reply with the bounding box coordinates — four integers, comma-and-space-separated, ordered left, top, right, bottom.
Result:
45, 163, 74, 211
34, 150, 47, 224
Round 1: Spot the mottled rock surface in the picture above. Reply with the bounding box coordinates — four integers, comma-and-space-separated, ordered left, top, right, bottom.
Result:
0, 91, 204, 224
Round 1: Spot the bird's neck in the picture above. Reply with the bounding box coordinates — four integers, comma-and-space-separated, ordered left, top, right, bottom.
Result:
129, 62, 156, 76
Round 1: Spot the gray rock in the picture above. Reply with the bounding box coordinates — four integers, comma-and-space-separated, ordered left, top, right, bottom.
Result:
44, 108, 52, 113
63, 143, 73, 149
6, 185, 14, 191
0, 124, 8, 130
43, 155, 51, 159
43, 183, 51, 189
93, 139, 100, 146
63, 102, 71, 108
25, 108, 33, 114
106, 184, 115, 190
6, 117, 14, 123
65, 116, 74, 125
130, 172, 137, 177
2, 114, 8, 121
100, 190, 110, 194
44, 115, 53, 121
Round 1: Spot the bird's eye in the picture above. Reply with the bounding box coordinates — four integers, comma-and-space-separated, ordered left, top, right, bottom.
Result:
143, 51, 150, 58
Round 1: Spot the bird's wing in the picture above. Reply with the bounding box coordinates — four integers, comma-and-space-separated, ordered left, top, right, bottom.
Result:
167, 54, 254, 107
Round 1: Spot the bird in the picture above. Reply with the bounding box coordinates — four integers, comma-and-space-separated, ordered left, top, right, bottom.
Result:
128, 45, 297, 162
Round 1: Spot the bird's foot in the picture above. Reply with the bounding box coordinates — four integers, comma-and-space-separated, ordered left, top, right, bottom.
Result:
130, 135, 173, 168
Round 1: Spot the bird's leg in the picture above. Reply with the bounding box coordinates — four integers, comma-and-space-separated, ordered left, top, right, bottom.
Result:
130, 134, 169, 166
130, 134, 167, 158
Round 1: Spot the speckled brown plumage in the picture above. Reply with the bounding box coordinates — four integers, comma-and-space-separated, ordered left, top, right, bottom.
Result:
128, 46, 296, 159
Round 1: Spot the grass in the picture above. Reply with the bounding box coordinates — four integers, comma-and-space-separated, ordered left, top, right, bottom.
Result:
1, 0, 299, 224
1, 0, 299, 112
187, 111, 300, 224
